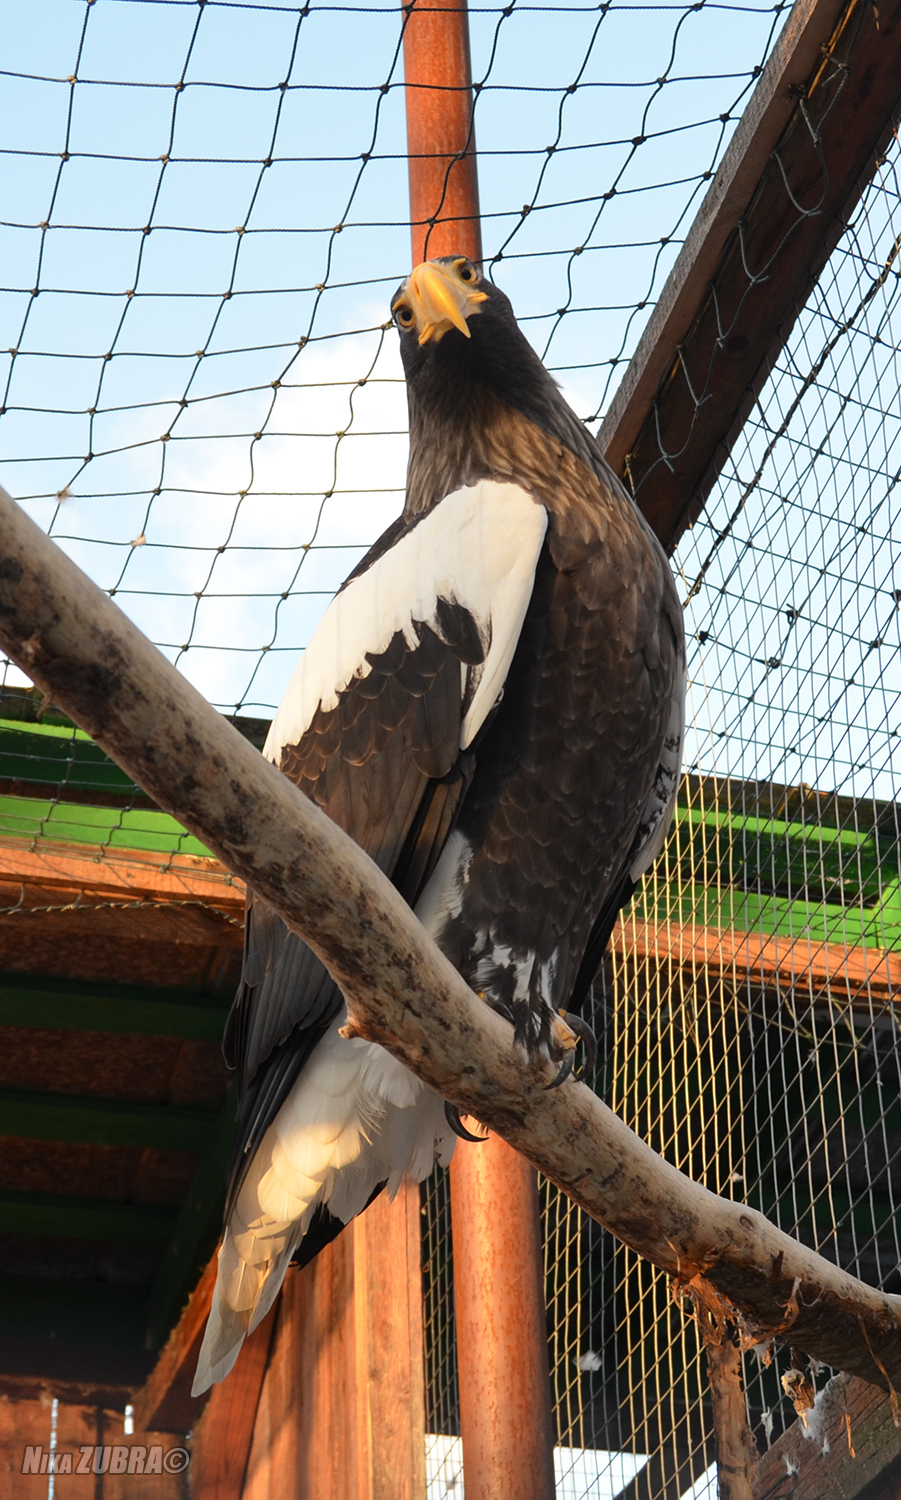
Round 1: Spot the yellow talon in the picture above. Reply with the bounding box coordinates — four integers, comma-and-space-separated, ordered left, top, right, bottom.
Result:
551, 1010, 579, 1052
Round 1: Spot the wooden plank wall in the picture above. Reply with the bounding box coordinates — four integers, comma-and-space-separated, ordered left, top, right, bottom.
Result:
193, 1181, 425, 1500
754, 1374, 901, 1498
0, 1391, 187, 1500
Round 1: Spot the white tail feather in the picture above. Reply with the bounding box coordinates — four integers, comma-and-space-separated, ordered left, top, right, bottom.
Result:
192, 1017, 456, 1394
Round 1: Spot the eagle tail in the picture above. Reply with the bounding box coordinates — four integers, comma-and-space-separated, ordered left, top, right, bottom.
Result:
192, 1019, 456, 1394
192, 1231, 296, 1394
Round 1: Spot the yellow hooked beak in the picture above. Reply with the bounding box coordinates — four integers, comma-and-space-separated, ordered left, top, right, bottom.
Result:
393, 258, 488, 346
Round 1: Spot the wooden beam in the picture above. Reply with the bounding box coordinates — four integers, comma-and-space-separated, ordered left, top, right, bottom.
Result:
0, 897, 241, 954
0, 1089, 217, 1152
0, 974, 230, 1040
615, 916, 901, 1006
0, 838, 245, 956
599, 0, 901, 550
599, 0, 848, 474
0, 1190, 176, 1242
0, 840, 245, 912
136, 1258, 218, 1434
753, 1373, 901, 1496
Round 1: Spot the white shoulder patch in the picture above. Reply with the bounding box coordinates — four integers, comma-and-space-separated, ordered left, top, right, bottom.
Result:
265, 480, 547, 759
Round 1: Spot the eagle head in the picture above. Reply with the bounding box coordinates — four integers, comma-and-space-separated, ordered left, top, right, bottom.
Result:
391, 255, 594, 502
390, 255, 554, 424
391, 255, 489, 346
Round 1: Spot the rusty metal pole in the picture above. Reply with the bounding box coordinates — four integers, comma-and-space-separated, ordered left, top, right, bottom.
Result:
402, 7, 556, 1497
402, 0, 482, 265
449, 1134, 557, 1500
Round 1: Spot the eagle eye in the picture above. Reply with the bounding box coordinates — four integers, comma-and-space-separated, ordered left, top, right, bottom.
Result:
458, 263, 477, 284
394, 303, 415, 328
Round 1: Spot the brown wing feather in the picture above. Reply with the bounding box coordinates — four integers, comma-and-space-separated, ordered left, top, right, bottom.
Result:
222, 614, 481, 1203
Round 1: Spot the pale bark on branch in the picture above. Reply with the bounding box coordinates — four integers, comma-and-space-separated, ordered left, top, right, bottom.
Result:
0, 482, 899, 1393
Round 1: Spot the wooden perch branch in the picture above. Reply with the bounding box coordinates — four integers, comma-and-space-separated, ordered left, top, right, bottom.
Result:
687, 1284, 760, 1500
0, 482, 900, 1393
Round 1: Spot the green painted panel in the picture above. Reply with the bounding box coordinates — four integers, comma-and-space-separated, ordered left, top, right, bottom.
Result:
0, 1190, 177, 1241
1, 708, 899, 950
657, 790, 901, 949
0, 976, 229, 1041
0, 717, 139, 797
0, 793, 212, 855
640, 880, 901, 950
675, 803, 892, 906
0, 1090, 217, 1152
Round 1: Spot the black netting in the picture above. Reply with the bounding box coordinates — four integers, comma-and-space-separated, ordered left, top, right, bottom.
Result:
3, 5, 898, 1496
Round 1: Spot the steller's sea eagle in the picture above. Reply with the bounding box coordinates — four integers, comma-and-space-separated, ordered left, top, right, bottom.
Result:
192, 255, 685, 1393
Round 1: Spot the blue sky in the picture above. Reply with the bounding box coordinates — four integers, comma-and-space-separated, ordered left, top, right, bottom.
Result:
1, 0, 898, 803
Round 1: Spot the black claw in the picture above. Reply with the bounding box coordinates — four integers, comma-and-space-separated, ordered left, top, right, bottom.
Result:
445, 1100, 487, 1142
545, 1049, 575, 1090
561, 1010, 598, 1075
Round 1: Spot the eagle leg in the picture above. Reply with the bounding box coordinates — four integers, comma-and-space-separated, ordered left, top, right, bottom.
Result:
444, 1101, 487, 1143
559, 1009, 598, 1075
545, 1010, 598, 1089
477, 990, 515, 1025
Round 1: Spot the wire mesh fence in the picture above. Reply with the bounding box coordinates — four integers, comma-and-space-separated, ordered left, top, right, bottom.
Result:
1, 2, 899, 1497
563, 100, 899, 1500
1, 0, 786, 692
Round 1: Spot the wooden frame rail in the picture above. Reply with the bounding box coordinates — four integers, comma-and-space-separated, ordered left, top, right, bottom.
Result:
599, 0, 901, 551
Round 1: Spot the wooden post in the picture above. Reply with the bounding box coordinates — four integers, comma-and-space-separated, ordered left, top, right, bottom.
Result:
402, 17, 556, 1492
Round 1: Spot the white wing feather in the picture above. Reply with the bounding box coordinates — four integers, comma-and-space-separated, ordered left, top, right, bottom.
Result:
264, 480, 548, 759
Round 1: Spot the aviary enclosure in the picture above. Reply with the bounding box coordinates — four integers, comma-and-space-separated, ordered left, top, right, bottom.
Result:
0, 0, 899, 1496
